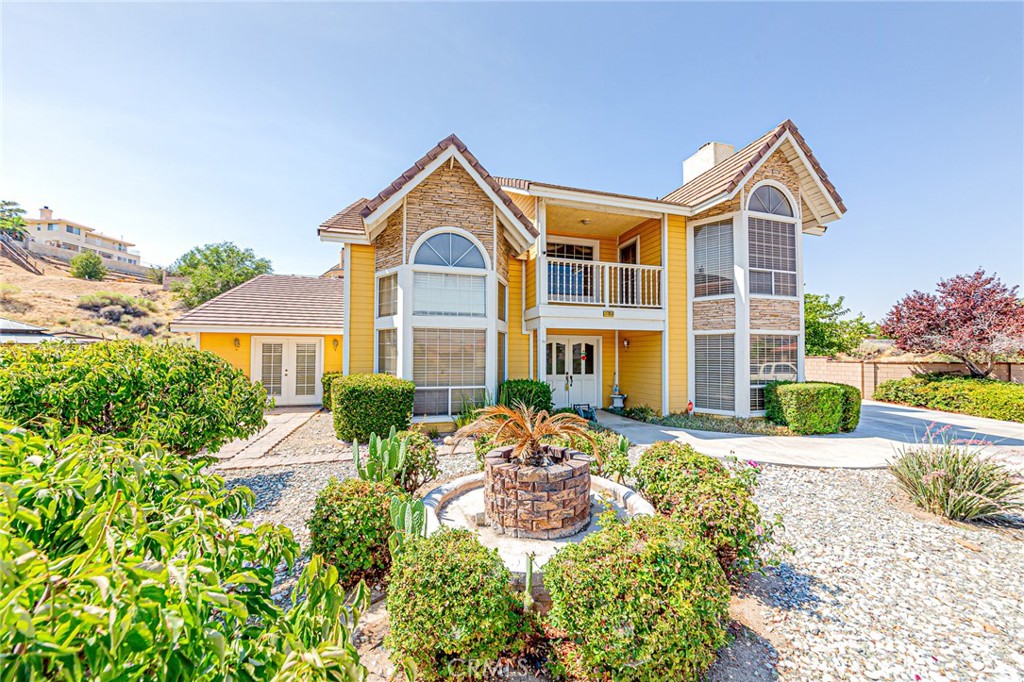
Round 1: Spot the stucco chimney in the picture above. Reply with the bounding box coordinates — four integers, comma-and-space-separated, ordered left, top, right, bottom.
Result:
39, 206, 53, 220
682, 142, 734, 184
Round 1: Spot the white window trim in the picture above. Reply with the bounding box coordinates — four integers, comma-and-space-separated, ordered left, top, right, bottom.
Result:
617, 235, 638, 263
746, 179, 800, 300
409, 226, 492, 271
546, 235, 600, 261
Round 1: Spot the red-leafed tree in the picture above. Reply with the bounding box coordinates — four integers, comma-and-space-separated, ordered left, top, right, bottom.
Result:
881, 269, 1024, 377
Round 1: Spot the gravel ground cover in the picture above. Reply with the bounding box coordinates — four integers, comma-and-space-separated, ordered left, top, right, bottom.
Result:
217, 446, 1024, 681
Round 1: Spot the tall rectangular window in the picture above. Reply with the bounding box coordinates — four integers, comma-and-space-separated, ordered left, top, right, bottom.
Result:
498, 281, 507, 322
694, 334, 735, 412
693, 221, 734, 297
378, 274, 397, 317
413, 328, 486, 415
497, 331, 506, 387
748, 217, 797, 296
377, 328, 397, 375
749, 335, 798, 411
413, 272, 485, 317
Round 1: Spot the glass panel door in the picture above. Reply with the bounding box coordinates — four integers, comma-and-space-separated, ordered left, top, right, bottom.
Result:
545, 341, 570, 408
260, 343, 283, 397
294, 342, 318, 397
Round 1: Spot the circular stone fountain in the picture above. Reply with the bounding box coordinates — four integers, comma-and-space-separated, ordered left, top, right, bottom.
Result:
422, 446, 655, 587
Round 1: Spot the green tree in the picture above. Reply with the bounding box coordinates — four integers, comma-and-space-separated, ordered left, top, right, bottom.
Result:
0, 199, 27, 239
69, 251, 108, 280
804, 292, 878, 356
171, 242, 272, 308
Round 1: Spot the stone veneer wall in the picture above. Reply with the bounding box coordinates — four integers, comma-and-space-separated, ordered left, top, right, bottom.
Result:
693, 299, 736, 330
749, 298, 800, 330
375, 209, 404, 271
405, 161, 496, 265
483, 445, 591, 540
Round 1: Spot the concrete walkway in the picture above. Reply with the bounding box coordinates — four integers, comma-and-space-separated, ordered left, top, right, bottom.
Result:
598, 401, 1024, 469
211, 406, 321, 470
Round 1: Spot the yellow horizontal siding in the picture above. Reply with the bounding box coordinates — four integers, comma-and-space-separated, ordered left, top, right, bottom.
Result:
618, 218, 662, 266
507, 259, 530, 381
348, 244, 376, 374
199, 332, 343, 379
667, 214, 687, 413
618, 330, 663, 413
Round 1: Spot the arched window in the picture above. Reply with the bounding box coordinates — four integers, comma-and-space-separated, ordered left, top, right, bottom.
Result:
413, 232, 486, 268
748, 185, 793, 217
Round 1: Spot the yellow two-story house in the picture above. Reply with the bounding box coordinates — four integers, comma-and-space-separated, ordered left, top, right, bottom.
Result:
173, 120, 846, 421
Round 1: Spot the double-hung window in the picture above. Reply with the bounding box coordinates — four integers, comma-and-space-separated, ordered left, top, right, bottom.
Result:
749, 335, 798, 410
412, 328, 487, 415
693, 221, 734, 297
378, 274, 397, 317
694, 334, 735, 412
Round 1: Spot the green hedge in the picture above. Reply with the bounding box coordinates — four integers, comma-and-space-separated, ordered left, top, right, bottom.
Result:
632, 441, 772, 579
764, 381, 861, 434
874, 374, 1024, 423
385, 529, 528, 680
497, 378, 553, 413
544, 515, 730, 680
331, 373, 415, 441
0, 341, 267, 454
321, 371, 343, 411
308, 478, 403, 589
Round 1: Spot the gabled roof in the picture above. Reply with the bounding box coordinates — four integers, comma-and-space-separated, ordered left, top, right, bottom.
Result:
662, 120, 846, 214
171, 275, 345, 332
0, 317, 47, 333
494, 177, 674, 206
318, 135, 539, 244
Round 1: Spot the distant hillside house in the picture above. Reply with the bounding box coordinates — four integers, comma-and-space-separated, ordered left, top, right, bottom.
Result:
24, 206, 142, 266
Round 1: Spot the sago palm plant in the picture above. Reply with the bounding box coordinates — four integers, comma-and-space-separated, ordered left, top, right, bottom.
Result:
455, 403, 596, 467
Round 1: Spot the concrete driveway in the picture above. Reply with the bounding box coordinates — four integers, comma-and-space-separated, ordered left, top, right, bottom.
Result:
598, 400, 1024, 469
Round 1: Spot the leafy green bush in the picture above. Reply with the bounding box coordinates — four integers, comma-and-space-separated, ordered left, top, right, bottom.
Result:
308, 478, 402, 590
69, 251, 107, 280
555, 428, 631, 482
615, 403, 659, 422
395, 429, 440, 493
874, 374, 1024, 423
834, 382, 863, 431
0, 423, 371, 681
385, 528, 528, 680
497, 378, 553, 413
890, 430, 1024, 521
763, 381, 852, 434
633, 441, 774, 579
544, 515, 730, 680
332, 373, 415, 441
321, 370, 343, 411
660, 411, 794, 436
77, 291, 157, 317
0, 341, 267, 454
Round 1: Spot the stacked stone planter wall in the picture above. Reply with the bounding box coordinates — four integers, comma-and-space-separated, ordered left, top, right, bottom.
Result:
483, 444, 591, 539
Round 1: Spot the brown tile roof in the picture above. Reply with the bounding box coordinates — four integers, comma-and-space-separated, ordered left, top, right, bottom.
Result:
172, 275, 344, 330
319, 198, 370, 238
662, 120, 846, 213
358, 134, 538, 237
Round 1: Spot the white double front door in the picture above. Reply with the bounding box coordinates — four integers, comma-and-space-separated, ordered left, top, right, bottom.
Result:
544, 337, 599, 409
252, 337, 323, 406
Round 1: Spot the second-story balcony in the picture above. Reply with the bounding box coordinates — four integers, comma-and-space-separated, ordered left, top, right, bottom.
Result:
547, 259, 662, 308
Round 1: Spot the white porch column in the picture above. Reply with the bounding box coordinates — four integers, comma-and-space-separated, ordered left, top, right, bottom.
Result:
537, 199, 547, 307
734, 211, 751, 417
398, 265, 413, 381
342, 246, 352, 375
536, 327, 547, 383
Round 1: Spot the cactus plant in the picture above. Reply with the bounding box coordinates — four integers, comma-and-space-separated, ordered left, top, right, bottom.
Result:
388, 496, 427, 557
353, 426, 409, 488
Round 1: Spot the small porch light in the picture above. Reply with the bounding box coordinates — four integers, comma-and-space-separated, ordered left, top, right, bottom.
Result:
233, 337, 241, 350
332, 338, 339, 350
622, 338, 630, 350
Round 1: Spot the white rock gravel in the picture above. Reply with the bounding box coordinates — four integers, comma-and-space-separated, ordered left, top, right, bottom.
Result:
216, 448, 1024, 681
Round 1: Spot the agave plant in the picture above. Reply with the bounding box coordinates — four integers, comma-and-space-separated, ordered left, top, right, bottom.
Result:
455, 402, 597, 466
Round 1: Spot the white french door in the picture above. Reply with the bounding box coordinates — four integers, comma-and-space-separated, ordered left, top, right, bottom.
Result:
544, 337, 599, 409
252, 337, 323, 406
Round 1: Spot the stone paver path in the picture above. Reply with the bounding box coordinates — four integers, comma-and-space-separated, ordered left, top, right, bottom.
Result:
599, 401, 1024, 470
212, 407, 325, 470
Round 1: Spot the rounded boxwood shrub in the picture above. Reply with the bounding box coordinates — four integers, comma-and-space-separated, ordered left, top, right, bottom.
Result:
320, 370, 343, 411
307, 477, 403, 589
763, 381, 850, 434
385, 528, 528, 680
874, 374, 1024, 423
395, 429, 440, 493
497, 378, 553, 413
332, 373, 415, 442
0, 340, 267, 454
633, 441, 771, 579
544, 515, 730, 680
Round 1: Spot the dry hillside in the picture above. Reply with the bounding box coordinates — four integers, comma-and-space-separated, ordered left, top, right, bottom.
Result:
0, 257, 188, 342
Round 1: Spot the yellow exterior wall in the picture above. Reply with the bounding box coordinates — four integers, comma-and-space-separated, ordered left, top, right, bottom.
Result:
348, 243, 376, 374
666, 214, 688, 413
548, 231, 617, 263
507, 258, 531, 381
198, 332, 343, 379
617, 330, 663, 412
618, 218, 663, 266
525, 246, 537, 310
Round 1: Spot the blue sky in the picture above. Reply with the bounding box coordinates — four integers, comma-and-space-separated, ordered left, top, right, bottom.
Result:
3, 2, 1021, 320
